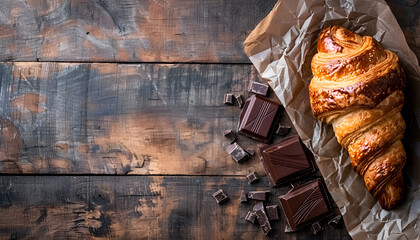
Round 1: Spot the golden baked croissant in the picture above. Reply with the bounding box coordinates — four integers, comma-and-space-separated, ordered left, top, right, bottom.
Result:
309, 26, 407, 209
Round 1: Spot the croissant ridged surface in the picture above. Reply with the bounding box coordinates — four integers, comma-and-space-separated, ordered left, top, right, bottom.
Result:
309, 26, 406, 209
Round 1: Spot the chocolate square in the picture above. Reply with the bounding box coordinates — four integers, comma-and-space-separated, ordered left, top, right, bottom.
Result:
247, 191, 271, 201
238, 95, 280, 142
240, 190, 248, 203
245, 211, 256, 223
223, 130, 236, 143
278, 179, 332, 231
224, 142, 249, 163
224, 93, 234, 105
258, 136, 314, 187
245, 171, 260, 184
235, 94, 244, 108
248, 81, 269, 96
253, 202, 272, 235
212, 189, 229, 204
266, 205, 279, 220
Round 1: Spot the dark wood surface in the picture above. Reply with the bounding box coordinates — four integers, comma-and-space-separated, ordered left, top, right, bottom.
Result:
0, 0, 419, 239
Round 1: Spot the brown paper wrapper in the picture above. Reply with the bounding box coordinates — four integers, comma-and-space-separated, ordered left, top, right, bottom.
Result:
244, 0, 420, 239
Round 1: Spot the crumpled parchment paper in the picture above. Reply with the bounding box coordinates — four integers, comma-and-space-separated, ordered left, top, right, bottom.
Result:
243, 0, 420, 239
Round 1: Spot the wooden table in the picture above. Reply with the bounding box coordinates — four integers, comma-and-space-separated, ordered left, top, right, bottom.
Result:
0, 0, 418, 239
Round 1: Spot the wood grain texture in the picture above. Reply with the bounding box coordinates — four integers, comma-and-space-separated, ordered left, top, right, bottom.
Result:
0, 175, 351, 239
0, 0, 276, 63
0, 62, 295, 174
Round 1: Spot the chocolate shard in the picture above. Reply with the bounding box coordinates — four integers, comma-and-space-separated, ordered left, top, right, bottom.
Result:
245, 211, 256, 224
266, 205, 279, 221
240, 190, 248, 203
248, 81, 269, 96
245, 148, 255, 156
223, 130, 236, 143
212, 189, 229, 204
246, 171, 260, 184
275, 123, 292, 136
224, 93, 234, 105
234, 94, 244, 108
238, 95, 280, 142
311, 222, 323, 235
253, 202, 272, 236
258, 136, 315, 187
328, 215, 342, 229
247, 191, 271, 201
278, 179, 332, 231
224, 142, 249, 163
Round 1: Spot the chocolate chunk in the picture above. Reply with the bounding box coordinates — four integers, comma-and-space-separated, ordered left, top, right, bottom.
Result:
238, 95, 280, 142
246, 171, 260, 184
212, 189, 229, 204
311, 222, 323, 235
328, 215, 342, 229
235, 94, 244, 108
245, 148, 255, 156
266, 205, 279, 221
223, 130, 236, 143
258, 136, 315, 187
224, 142, 249, 163
253, 202, 272, 235
240, 190, 248, 203
224, 93, 234, 105
248, 81, 269, 96
248, 191, 271, 201
275, 123, 292, 136
245, 211, 256, 224
278, 179, 332, 231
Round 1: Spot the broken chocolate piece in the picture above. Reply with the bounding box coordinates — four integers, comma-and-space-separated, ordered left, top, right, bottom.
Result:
246, 148, 255, 156
224, 93, 234, 105
253, 202, 272, 235
248, 191, 271, 201
223, 130, 236, 143
248, 81, 269, 96
235, 94, 244, 108
311, 222, 323, 235
328, 215, 342, 229
238, 95, 280, 142
275, 123, 292, 136
240, 190, 248, 203
258, 136, 315, 187
266, 205, 279, 221
224, 142, 249, 163
246, 171, 260, 184
212, 189, 229, 204
245, 211, 256, 224
278, 179, 332, 231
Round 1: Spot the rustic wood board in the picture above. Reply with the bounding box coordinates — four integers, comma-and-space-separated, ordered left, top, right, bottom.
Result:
0, 62, 296, 174
0, 175, 350, 239
0, 0, 276, 63
0, 0, 417, 63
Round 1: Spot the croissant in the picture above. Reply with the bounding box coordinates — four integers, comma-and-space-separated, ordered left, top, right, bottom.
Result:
309, 26, 407, 209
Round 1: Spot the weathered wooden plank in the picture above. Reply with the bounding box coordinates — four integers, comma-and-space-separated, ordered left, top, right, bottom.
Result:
0, 175, 350, 239
0, 0, 276, 63
0, 0, 417, 63
0, 62, 295, 174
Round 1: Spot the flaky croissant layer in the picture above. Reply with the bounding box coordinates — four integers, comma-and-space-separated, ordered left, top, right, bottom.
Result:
309, 26, 406, 209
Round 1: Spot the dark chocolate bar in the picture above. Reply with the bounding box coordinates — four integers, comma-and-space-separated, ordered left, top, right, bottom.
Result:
223, 130, 236, 143
253, 202, 272, 235
266, 205, 279, 221
235, 94, 244, 108
224, 93, 234, 105
240, 190, 248, 203
248, 81, 269, 96
275, 123, 291, 136
278, 179, 332, 231
246, 171, 260, 184
212, 189, 229, 204
238, 95, 280, 142
245, 211, 256, 224
247, 191, 271, 201
224, 142, 249, 163
328, 215, 342, 229
246, 148, 255, 156
258, 136, 314, 187
311, 222, 323, 235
